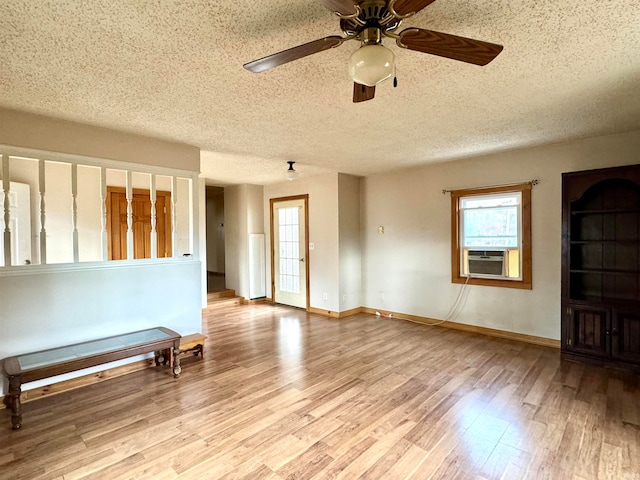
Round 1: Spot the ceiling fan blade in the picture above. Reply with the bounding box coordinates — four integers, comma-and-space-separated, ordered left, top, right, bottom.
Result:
353, 83, 375, 103
318, 0, 359, 17
398, 28, 503, 66
391, 0, 438, 17
244, 36, 344, 73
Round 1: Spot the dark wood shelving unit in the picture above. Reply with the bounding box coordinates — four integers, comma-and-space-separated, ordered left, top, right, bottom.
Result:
562, 164, 640, 370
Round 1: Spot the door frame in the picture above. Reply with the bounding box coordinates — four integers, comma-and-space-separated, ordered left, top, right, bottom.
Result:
270, 194, 310, 310
106, 186, 172, 260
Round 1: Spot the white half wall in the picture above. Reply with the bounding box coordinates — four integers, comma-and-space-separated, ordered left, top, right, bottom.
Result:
361, 130, 640, 340
0, 260, 202, 396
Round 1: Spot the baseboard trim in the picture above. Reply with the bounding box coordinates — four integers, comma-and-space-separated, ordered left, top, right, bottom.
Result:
1, 358, 155, 409
360, 307, 560, 349
337, 307, 362, 318
307, 306, 340, 318
241, 297, 269, 305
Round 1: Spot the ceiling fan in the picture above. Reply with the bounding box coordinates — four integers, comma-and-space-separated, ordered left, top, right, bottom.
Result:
243, 0, 503, 103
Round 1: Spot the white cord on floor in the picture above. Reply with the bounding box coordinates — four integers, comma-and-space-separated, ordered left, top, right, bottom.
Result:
375, 276, 472, 327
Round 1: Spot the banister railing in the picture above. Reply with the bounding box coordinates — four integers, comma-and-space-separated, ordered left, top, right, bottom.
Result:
0, 146, 198, 270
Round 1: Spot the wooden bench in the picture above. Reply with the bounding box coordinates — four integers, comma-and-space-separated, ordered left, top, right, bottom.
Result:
176, 333, 207, 358
2, 327, 181, 430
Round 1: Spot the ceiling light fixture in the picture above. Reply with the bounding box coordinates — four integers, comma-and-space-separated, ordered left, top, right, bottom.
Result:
348, 27, 395, 87
285, 161, 299, 181
348, 44, 395, 87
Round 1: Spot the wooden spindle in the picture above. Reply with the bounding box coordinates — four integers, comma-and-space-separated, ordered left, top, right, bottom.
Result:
38, 159, 47, 264
150, 174, 157, 259
100, 167, 108, 261
71, 164, 79, 262
126, 171, 133, 260
2, 155, 11, 266
171, 176, 177, 258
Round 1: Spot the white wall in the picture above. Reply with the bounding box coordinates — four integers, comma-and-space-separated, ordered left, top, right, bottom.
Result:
338, 174, 361, 312
264, 173, 340, 312
361, 130, 640, 340
0, 107, 200, 171
224, 184, 264, 299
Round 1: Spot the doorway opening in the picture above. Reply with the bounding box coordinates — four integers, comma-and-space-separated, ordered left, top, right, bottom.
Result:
206, 186, 226, 292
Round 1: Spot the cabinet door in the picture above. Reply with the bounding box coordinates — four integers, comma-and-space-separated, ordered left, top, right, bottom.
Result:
567, 304, 610, 357
612, 309, 640, 364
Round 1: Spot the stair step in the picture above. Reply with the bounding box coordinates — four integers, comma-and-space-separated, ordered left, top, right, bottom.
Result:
207, 289, 236, 301
205, 295, 243, 309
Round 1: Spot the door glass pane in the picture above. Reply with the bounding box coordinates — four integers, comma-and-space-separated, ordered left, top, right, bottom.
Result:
278, 206, 300, 294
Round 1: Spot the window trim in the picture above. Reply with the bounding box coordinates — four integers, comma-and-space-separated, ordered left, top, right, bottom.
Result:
451, 183, 532, 290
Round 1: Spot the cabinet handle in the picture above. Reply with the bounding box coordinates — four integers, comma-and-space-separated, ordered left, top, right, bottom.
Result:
606, 330, 611, 336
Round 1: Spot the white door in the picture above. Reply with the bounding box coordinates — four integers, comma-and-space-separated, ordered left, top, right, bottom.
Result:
273, 198, 307, 309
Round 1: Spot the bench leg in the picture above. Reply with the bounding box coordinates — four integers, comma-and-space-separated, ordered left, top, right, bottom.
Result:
7, 376, 22, 430
154, 349, 171, 366
172, 347, 182, 378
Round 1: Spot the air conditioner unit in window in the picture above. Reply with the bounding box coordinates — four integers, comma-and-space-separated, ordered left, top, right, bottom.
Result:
467, 249, 507, 277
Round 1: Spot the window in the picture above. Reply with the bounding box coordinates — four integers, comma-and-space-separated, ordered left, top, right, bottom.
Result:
451, 183, 532, 289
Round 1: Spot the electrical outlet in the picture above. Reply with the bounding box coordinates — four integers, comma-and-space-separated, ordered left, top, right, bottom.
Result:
323, 292, 328, 301
342, 294, 347, 301
379, 292, 384, 301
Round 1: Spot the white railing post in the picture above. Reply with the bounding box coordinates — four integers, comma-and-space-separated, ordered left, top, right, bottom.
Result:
126, 170, 134, 260
71, 164, 79, 262
38, 159, 47, 264
100, 167, 108, 261
2, 155, 11, 266
171, 176, 177, 258
150, 174, 157, 259
191, 175, 199, 260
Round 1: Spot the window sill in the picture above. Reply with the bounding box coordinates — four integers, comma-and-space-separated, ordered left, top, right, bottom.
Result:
452, 276, 532, 290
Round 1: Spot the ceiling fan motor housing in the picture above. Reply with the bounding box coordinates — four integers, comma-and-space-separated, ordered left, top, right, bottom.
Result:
340, 0, 402, 38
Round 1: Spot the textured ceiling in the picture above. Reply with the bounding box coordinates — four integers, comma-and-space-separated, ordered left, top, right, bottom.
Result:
1, 0, 639, 185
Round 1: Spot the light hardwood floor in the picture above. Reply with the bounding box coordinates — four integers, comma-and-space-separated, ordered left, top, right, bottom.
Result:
1, 303, 639, 479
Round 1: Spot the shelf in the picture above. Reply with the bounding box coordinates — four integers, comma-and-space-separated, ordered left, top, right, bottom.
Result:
563, 166, 640, 369
568, 296, 640, 309
571, 209, 640, 215
570, 269, 640, 276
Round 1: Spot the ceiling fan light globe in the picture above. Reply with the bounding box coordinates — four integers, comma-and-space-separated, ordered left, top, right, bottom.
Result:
348, 45, 395, 87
